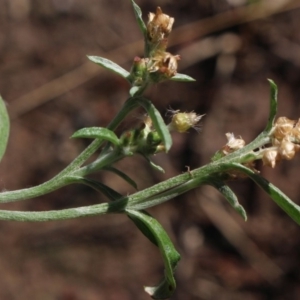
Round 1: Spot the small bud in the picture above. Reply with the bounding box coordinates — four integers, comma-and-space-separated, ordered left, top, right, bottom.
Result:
129, 56, 149, 86
168, 110, 204, 133
222, 133, 245, 155
146, 131, 162, 146
147, 7, 174, 46
262, 149, 280, 168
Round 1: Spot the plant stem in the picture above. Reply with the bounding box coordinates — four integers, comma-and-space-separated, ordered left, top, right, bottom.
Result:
0, 98, 139, 203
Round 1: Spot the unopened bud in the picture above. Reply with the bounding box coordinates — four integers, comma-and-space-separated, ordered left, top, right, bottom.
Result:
129, 56, 148, 86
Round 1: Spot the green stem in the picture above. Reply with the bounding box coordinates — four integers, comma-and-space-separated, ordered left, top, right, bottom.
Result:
0, 123, 271, 220
0, 98, 139, 203
72, 149, 125, 177
0, 202, 115, 222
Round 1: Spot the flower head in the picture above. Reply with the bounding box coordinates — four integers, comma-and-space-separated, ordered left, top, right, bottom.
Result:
222, 133, 245, 155
147, 7, 174, 47
262, 149, 280, 168
148, 52, 180, 81
167, 109, 204, 133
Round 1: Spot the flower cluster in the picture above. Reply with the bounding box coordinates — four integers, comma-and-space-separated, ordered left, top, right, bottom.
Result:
147, 7, 180, 81
119, 115, 164, 156
129, 7, 180, 86
262, 117, 300, 168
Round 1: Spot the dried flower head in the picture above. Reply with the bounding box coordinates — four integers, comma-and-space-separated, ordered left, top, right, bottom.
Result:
273, 117, 295, 140
168, 109, 204, 133
278, 138, 296, 160
222, 133, 245, 155
148, 52, 180, 80
262, 149, 280, 168
263, 116, 300, 168
147, 7, 174, 45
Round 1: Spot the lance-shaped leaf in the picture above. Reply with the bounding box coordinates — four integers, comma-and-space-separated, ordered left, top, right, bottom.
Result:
131, 0, 147, 38
170, 73, 196, 82
0, 96, 9, 162
126, 209, 181, 299
103, 166, 138, 189
87, 56, 130, 80
231, 163, 300, 225
208, 178, 247, 221
71, 127, 120, 146
264, 79, 278, 133
70, 176, 123, 201
137, 97, 172, 152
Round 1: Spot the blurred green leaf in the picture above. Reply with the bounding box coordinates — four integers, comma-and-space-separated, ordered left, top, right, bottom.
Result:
130, 0, 147, 38
264, 79, 278, 133
170, 73, 196, 82
137, 97, 172, 152
127, 210, 181, 299
208, 178, 247, 221
231, 163, 300, 225
87, 56, 130, 80
0, 95, 9, 162
103, 166, 138, 189
71, 127, 120, 146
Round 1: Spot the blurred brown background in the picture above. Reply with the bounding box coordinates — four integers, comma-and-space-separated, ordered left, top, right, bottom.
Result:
1, 0, 300, 299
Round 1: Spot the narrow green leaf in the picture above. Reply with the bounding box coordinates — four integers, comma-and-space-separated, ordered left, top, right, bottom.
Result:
137, 97, 172, 152
71, 127, 120, 146
231, 163, 300, 225
126, 210, 181, 299
131, 0, 147, 37
127, 210, 158, 246
170, 73, 196, 82
72, 176, 123, 201
103, 166, 138, 189
87, 56, 130, 80
0, 95, 10, 162
208, 178, 247, 221
264, 79, 278, 133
